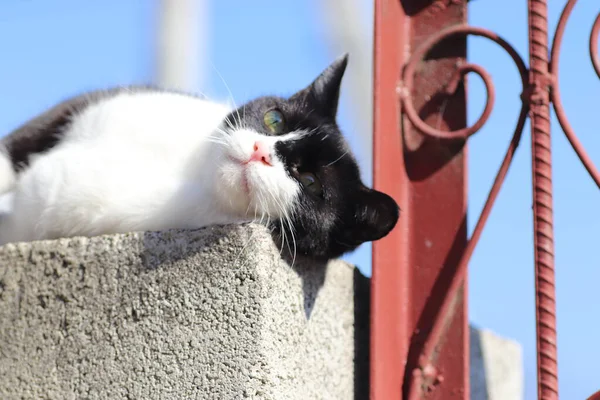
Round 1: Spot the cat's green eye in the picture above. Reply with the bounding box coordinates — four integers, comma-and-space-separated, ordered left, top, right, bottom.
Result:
263, 109, 285, 134
299, 172, 323, 196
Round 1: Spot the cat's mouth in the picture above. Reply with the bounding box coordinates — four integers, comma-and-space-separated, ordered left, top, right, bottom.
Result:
223, 152, 298, 221
227, 156, 255, 195
241, 169, 250, 194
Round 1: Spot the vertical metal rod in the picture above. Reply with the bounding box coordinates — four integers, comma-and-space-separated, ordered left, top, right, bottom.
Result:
527, 1, 559, 398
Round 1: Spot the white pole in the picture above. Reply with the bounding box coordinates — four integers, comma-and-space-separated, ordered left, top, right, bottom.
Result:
156, 0, 208, 92
317, 0, 373, 183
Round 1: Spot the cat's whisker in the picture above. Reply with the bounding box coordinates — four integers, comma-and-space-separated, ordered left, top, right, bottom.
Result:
212, 126, 233, 139
264, 187, 294, 262
204, 138, 228, 147
227, 95, 243, 131
232, 230, 255, 269
208, 60, 238, 111
279, 219, 287, 258
221, 115, 235, 131
306, 126, 320, 137
245, 198, 254, 219
208, 129, 229, 140
255, 199, 264, 224
255, 190, 268, 223
324, 151, 348, 167
278, 215, 293, 262
261, 210, 269, 227
207, 60, 246, 133
228, 111, 240, 131
282, 201, 298, 267
283, 212, 297, 268
288, 127, 321, 144
261, 189, 286, 259
232, 207, 267, 270
277, 220, 288, 259
296, 109, 315, 126
231, 98, 243, 132
238, 103, 247, 132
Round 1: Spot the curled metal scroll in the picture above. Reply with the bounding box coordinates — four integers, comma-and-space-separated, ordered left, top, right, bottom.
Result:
591, 13, 600, 80
400, 26, 527, 140
550, 0, 600, 188
588, 389, 600, 400
400, 25, 530, 400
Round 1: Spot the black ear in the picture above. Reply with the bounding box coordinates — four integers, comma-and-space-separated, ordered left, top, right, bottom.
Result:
291, 53, 348, 118
340, 188, 400, 246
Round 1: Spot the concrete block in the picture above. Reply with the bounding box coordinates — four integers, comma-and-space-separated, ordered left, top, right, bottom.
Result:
0, 222, 523, 400
0, 224, 369, 400
470, 326, 524, 400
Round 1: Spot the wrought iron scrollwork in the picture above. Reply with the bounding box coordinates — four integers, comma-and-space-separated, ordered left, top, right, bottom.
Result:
400, 24, 530, 400
399, 26, 528, 140
400, 1, 599, 398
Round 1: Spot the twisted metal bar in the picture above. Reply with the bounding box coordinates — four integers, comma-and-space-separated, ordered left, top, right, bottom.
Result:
550, 0, 600, 188
528, 0, 559, 398
400, 25, 529, 400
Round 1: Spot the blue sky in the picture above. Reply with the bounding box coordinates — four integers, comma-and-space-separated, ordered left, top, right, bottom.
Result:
1, 1, 598, 398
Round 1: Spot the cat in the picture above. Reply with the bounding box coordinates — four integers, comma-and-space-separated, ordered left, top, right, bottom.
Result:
0, 55, 399, 260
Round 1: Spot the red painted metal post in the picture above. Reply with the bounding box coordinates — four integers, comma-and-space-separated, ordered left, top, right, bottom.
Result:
527, 1, 559, 399
372, 1, 468, 398
371, 1, 409, 397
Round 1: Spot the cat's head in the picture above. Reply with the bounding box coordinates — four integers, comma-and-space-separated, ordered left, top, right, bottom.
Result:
216, 54, 399, 260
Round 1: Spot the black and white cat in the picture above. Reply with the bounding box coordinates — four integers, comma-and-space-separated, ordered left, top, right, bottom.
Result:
0, 55, 399, 260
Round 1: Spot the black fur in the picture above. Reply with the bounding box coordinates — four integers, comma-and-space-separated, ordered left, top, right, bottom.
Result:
3, 92, 91, 172
223, 55, 400, 259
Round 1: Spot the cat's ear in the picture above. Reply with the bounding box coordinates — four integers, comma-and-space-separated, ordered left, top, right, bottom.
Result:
291, 53, 348, 118
340, 187, 400, 246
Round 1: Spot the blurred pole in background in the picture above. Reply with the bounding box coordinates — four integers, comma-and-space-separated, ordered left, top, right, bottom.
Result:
156, 0, 208, 92
317, 0, 373, 184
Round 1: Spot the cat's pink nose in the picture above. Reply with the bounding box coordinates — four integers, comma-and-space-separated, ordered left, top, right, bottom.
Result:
248, 141, 272, 166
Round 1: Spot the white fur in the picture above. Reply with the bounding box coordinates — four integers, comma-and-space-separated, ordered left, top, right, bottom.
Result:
0, 91, 301, 245
0, 149, 15, 194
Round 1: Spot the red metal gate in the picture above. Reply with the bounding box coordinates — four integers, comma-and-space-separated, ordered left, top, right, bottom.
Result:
371, 1, 600, 399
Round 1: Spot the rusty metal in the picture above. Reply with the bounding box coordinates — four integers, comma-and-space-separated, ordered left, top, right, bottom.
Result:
372, 0, 469, 399
372, 0, 600, 398
399, 25, 528, 400
588, 390, 600, 400
591, 14, 600, 79
371, 0, 409, 397
528, 1, 559, 399
550, 1, 600, 188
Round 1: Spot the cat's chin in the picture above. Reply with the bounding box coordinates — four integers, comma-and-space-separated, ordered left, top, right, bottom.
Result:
216, 157, 299, 222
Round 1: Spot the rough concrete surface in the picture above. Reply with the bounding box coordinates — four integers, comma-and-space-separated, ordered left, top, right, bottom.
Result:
470, 326, 523, 400
0, 224, 369, 400
0, 223, 522, 400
